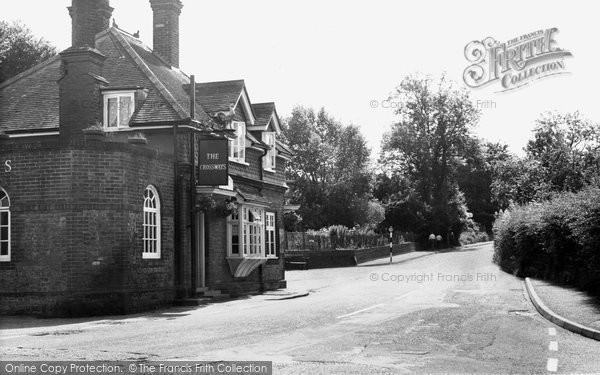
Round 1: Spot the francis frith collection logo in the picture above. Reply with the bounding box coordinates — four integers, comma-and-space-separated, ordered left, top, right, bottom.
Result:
463, 28, 572, 92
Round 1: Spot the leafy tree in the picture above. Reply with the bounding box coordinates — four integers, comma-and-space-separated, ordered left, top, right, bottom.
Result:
282, 106, 375, 229
0, 20, 57, 83
378, 74, 480, 240
491, 112, 600, 208
525, 111, 600, 193
456, 139, 513, 232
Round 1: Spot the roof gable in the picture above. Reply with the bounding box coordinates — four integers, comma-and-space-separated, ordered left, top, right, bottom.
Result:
249, 102, 281, 134
193, 80, 255, 125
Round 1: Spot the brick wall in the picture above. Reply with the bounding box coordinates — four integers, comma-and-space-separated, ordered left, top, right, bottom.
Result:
0, 139, 176, 316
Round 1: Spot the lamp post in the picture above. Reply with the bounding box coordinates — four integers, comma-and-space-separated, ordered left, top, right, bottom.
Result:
388, 226, 393, 264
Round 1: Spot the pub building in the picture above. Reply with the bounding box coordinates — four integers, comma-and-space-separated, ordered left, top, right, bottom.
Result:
0, 0, 293, 315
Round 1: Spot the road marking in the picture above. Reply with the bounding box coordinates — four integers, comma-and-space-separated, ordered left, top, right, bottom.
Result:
549, 341, 558, 351
394, 290, 418, 300
547, 358, 558, 372
336, 304, 384, 319
548, 327, 557, 336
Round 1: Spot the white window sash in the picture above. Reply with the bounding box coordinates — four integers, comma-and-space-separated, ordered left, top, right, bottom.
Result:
265, 212, 276, 257
229, 121, 246, 162
103, 92, 135, 130
263, 133, 276, 170
228, 204, 266, 258
142, 186, 161, 259
0, 209, 10, 262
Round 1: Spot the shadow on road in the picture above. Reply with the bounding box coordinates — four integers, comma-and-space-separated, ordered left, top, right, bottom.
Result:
0, 305, 207, 330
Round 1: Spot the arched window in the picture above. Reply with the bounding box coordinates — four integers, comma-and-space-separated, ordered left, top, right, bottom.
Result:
143, 185, 161, 259
0, 188, 10, 262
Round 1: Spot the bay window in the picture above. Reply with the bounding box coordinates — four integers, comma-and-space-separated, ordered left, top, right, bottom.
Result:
227, 205, 277, 258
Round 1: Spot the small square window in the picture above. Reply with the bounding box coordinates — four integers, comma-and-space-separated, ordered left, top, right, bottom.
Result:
103, 92, 135, 130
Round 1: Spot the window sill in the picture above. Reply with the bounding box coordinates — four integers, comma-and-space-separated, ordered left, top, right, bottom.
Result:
229, 158, 250, 167
263, 168, 276, 174
226, 256, 279, 260
142, 253, 161, 260
103, 126, 130, 132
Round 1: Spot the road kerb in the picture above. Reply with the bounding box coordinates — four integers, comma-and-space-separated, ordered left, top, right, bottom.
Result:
525, 277, 600, 341
264, 291, 310, 300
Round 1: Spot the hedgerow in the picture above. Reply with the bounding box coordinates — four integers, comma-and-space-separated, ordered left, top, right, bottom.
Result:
493, 187, 600, 295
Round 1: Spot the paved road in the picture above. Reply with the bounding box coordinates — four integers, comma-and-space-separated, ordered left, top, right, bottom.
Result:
2, 243, 599, 374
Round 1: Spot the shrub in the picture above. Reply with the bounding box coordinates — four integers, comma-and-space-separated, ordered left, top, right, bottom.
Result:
459, 223, 490, 246
493, 187, 600, 295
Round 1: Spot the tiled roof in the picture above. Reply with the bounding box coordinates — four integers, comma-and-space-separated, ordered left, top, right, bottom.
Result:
99, 28, 214, 125
0, 27, 215, 132
251, 102, 275, 128
0, 56, 61, 132
193, 80, 245, 114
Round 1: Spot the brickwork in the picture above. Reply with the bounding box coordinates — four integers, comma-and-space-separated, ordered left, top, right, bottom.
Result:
149, 0, 182, 68
68, 0, 113, 48
0, 139, 175, 316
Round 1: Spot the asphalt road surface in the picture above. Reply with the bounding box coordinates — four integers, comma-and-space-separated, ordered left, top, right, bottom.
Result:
2, 242, 599, 374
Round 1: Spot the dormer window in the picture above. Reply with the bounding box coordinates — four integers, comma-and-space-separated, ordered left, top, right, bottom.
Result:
103, 91, 135, 129
263, 132, 276, 170
229, 121, 246, 163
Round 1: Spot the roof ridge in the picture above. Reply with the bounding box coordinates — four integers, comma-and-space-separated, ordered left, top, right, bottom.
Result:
195, 79, 245, 86
0, 55, 61, 90
108, 28, 190, 120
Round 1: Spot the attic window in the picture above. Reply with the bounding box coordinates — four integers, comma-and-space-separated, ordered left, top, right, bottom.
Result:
103, 91, 135, 129
263, 132, 276, 170
229, 121, 246, 163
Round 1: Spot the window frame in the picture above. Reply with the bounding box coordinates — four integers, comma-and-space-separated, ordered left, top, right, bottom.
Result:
263, 132, 277, 171
0, 188, 10, 262
265, 212, 276, 258
142, 185, 161, 259
229, 121, 246, 163
103, 91, 135, 130
227, 204, 266, 258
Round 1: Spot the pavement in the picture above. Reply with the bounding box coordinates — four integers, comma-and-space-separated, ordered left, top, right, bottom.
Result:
526, 278, 600, 340
2, 242, 600, 374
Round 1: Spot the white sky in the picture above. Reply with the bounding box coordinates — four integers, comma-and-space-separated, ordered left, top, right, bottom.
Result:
4, 0, 599, 157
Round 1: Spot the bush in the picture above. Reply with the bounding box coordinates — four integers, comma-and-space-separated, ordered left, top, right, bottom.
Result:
493, 187, 600, 295
459, 223, 490, 246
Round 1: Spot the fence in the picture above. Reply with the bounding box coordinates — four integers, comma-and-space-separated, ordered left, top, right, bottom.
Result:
283, 231, 414, 251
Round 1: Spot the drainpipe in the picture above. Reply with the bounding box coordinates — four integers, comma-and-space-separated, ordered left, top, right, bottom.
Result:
259, 145, 269, 290
173, 123, 180, 294
189, 75, 197, 293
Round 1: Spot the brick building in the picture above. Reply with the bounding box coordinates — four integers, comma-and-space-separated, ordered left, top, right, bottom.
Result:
0, 0, 292, 316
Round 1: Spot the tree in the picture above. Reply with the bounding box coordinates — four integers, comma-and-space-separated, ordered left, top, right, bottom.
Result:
456, 139, 513, 232
525, 111, 600, 193
0, 20, 57, 83
378, 74, 480, 240
489, 112, 600, 209
282, 106, 375, 229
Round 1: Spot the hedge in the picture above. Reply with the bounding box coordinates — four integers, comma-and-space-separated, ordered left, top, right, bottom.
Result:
493, 187, 600, 295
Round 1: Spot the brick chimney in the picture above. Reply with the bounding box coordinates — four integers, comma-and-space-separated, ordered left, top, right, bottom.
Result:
60, 0, 111, 138
68, 0, 113, 48
149, 0, 183, 68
